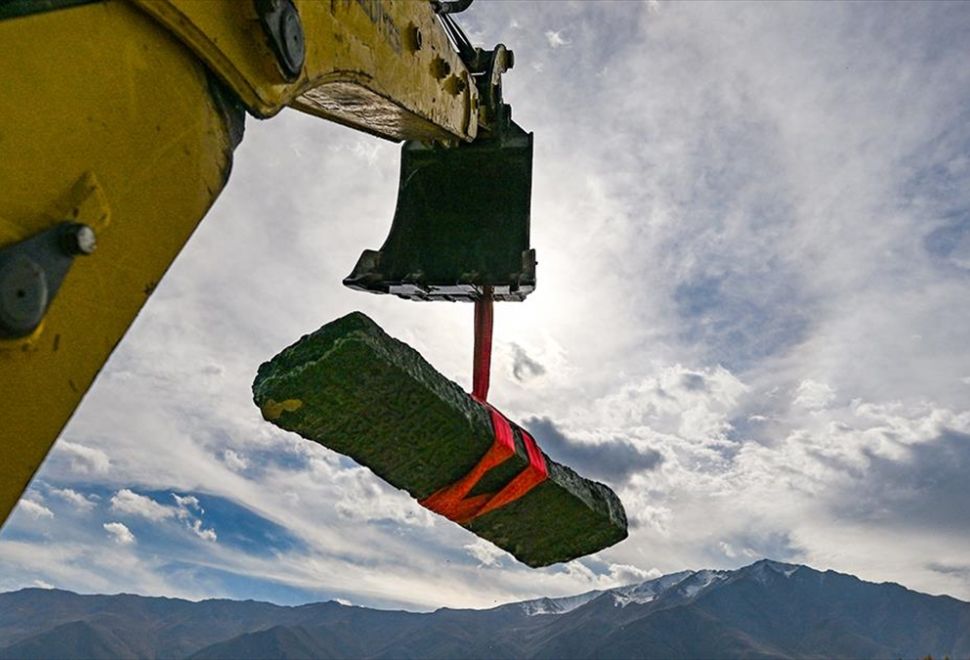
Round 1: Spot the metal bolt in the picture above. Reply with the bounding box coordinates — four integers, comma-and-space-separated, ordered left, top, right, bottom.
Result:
277, 4, 305, 77
407, 24, 423, 52
0, 254, 48, 337
255, 0, 305, 81
60, 223, 96, 256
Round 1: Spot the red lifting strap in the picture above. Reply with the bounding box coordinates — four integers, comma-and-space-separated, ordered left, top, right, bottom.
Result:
472, 291, 493, 402
419, 404, 548, 524
419, 289, 548, 525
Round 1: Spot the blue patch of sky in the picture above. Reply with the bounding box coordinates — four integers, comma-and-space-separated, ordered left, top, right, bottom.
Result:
899, 107, 970, 272
242, 446, 314, 475
0, 517, 50, 545
2, 482, 92, 542
15, 482, 305, 559
181, 491, 306, 557
924, 209, 970, 260
923, 209, 970, 278
118, 489, 306, 557
653, 85, 810, 371
723, 414, 769, 448
864, 1, 970, 69
673, 273, 809, 372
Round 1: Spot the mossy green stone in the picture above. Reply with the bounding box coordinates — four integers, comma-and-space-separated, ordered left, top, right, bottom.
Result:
253, 312, 628, 567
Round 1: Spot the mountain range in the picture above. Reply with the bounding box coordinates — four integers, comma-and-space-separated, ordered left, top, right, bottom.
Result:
1, 559, 968, 659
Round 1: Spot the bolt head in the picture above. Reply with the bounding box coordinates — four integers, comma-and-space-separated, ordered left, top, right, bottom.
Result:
74, 225, 97, 255
407, 24, 423, 52
61, 223, 96, 256
0, 254, 48, 337
277, 4, 305, 78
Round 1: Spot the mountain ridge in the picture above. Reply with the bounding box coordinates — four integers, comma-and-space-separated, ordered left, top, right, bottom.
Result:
2, 559, 968, 659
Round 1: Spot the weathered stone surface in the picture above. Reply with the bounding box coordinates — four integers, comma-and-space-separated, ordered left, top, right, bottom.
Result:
252, 312, 628, 567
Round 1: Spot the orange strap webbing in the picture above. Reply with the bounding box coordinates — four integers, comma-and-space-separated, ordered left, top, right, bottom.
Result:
419, 290, 548, 524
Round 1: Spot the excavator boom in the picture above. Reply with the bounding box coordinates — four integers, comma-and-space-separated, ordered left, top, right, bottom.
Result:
0, 0, 486, 526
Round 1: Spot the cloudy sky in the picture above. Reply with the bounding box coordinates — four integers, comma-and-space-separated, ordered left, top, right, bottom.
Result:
3, 0, 970, 610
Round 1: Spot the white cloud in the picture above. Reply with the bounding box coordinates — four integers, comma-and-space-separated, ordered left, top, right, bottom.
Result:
111, 489, 174, 522
19, 499, 54, 520
554, 561, 660, 591
189, 519, 217, 542
106, 490, 218, 542
103, 522, 136, 545
465, 539, 509, 567
793, 380, 837, 410
50, 488, 97, 512
606, 563, 661, 585
592, 364, 747, 446
58, 441, 110, 475
172, 493, 203, 518
32, 580, 54, 589
332, 466, 435, 528
223, 449, 248, 471
544, 30, 570, 48
351, 139, 380, 166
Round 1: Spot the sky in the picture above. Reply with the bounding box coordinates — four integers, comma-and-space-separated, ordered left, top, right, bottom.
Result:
3, 0, 970, 611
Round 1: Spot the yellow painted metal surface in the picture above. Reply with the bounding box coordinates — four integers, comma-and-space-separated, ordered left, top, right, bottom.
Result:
0, 1, 236, 524
0, 0, 484, 527
132, 0, 479, 142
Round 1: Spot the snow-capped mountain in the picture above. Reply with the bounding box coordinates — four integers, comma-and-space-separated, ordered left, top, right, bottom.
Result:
1, 560, 968, 659
519, 560, 796, 614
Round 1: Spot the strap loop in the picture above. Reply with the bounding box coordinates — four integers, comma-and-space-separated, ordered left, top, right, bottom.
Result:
419, 404, 547, 524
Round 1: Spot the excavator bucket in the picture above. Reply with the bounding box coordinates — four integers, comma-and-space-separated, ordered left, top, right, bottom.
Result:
344, 120, 535, 302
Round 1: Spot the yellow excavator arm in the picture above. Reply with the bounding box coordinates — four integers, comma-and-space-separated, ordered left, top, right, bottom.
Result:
0, 0, 495, 525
